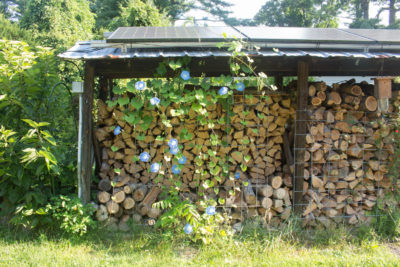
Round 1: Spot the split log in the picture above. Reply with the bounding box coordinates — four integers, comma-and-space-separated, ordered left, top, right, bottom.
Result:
133, 184, 148, 202
244, 180, 257, 205
139, 186, 162, 215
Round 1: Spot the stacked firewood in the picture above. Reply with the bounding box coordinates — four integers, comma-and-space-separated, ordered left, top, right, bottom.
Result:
94, 92, 295, 228
300, 81, 395, 227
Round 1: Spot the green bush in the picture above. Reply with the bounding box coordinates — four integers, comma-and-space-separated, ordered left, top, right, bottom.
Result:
12, 195, 96, 235
0, 39, 78, 220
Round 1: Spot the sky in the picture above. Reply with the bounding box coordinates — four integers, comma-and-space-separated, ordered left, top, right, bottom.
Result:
227, 0, 265, 19
175, 0, 390, 28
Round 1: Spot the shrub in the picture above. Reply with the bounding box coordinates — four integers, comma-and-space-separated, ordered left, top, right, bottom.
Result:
12, 195, 96, 235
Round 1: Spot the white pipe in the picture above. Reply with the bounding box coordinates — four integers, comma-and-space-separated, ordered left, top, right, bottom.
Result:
77, 93, 83, 200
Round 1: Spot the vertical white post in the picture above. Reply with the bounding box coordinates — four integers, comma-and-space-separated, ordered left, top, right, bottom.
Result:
72, 81, 85, 200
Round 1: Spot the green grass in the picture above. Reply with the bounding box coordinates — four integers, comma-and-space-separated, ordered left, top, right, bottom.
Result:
0, 221, 399, 267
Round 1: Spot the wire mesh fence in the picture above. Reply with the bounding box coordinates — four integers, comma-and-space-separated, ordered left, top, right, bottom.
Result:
294, 109, 397, 227
96, 90, 295, 227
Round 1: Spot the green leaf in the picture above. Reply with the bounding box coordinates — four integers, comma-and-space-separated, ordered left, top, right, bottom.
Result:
111, 146, 119, 152
112, 85, 125, 95
192, 103, 201, 112
156, 136, 165, 141
22, 119, 38, 128
168, 61, 182, 70
156, 64, 167, 76
131, 98, 143, 110
136, 134, 145, 141
106, 99, 118, 108
118, 96, 130, 106
240, 164, 247, 172
244, 155, 251, 162
210, 166, 221, 176
123, 113, 140, 125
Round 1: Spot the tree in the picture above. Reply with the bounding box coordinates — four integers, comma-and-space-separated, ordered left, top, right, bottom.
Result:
94, 0, 172, 30
19, 0, 95, 48
195, 0, 232, 21
153, 0, 193, 20
0, 14, 36, 44
254, 0, 346, 28
107, 0, 170, 31
348, 0, 381, 28
376, 0, 400, 27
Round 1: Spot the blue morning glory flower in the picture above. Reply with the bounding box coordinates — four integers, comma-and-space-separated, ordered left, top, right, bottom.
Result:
236, 82, 245, 92
184, 223, 193, 234
206, 206, 216, 216
168, 138, 178, 148
150, 163, 160, 173
114, 126, 121, 135
150, 97, 160, 106
178, 155, 187, 165
219, 86, 228, 96
172, 164, 181, 175
180, 70, 190, 81
234, 172, 240, 179
170, 146, 179, 155
135, 81, 146, 90
139, 152, 150, 162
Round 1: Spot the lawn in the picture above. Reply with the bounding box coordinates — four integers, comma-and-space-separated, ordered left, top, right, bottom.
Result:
0, 222, 399, 267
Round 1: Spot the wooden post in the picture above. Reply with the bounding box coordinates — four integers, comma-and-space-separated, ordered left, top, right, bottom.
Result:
275, 75, 283, 89
294, 61, 309, 214
98, 76, 108, 101
79, 62, 95, 204
373, 77, 393, 112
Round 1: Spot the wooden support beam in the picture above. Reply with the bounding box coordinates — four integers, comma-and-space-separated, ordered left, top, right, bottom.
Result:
79, 62, 95, 204
98, 76, 108, 101
373, 77, 393, 112
275, 76, 283, 89
294, 61, 309, 214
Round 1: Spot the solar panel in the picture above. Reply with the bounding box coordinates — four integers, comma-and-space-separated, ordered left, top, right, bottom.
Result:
236, 27, 372, 43
341, 28, 400, 43
107, 26, 245, 43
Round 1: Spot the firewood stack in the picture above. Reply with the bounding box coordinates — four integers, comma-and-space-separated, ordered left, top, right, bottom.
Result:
94, 91, 295, 228
300, 80, 395, 227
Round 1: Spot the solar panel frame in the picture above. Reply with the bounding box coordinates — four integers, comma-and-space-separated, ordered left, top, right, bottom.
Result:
236, 27, 374, 44
106, 26, 400, 46
340, 28, 400, 43
107, 26, 246, 43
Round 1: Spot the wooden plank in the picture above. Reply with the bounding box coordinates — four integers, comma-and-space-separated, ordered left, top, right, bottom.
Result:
98, 76, 108, 101
93, 57, 400, 79
294, 61, 309, 214
79, 62, 95, 204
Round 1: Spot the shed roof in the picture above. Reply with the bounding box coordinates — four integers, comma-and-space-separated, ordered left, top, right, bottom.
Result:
59, 26, 400, 77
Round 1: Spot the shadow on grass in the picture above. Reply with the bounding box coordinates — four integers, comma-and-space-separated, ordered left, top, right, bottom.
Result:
0, 215, 395, 254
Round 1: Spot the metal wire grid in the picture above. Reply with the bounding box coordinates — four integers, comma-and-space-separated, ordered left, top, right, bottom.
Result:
293, 109, 396, 224
111, 91, 292, 225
